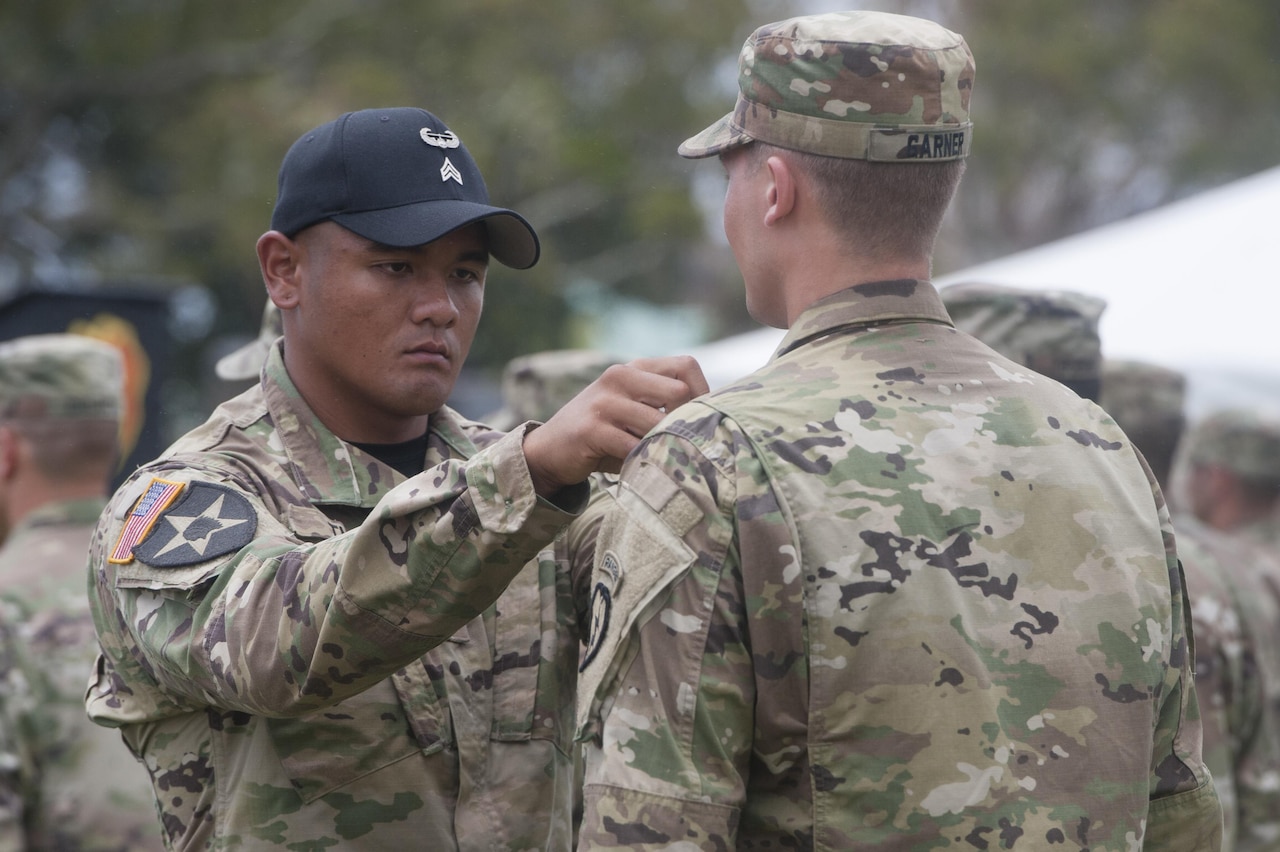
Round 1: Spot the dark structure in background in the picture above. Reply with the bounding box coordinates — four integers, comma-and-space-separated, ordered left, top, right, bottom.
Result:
0, 287, 171, 489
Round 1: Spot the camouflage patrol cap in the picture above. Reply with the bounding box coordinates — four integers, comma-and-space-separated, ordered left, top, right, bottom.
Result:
215, 301, 282, 382
1183, 408, 1280, 483
680, 10, 974, 161
486, 349, 623, 431
941, 282, 1107, 392
0, 334, 123, 421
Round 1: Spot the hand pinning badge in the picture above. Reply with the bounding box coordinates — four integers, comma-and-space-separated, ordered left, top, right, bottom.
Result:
421, 128, 464, 185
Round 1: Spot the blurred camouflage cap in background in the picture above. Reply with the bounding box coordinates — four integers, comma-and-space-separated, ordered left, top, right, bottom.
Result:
680, 10, 974, 161
1099, 359, 1187, 488
215, 301, 282, 382
1183, 408, 1280, 484
485, 349, 624, 431
941, 282, 1107, 397
1100, 359, 1187, 435
0, 333, 123, 421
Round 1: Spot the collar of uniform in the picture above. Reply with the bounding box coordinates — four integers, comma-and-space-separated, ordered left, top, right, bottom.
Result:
773, 279, 952, 360
259, 339, 478, 508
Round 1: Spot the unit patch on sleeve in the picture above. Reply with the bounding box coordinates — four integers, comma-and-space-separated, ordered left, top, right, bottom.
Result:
127, 481, 257, 568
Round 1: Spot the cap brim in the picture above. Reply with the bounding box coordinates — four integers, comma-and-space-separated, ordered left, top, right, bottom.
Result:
333, 201, 541, 270
678, 112, 754, 159
215, 340, 271, 382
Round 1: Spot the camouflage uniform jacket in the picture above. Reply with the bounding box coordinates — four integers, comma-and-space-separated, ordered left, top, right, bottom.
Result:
576, 280, 1222, 850
87, 342, 595, 851
0, 498, 163, 851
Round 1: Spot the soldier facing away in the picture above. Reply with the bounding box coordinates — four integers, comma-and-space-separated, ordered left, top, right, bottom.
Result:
85, 106, 706, 850
575, 10, 1222, 849
0, 334, 164, 850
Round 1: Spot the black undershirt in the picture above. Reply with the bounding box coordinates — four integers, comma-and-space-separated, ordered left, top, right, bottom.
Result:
350, 432, 430, 478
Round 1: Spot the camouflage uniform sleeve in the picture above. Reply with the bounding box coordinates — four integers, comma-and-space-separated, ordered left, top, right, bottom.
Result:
577, 410, 756, 848
90, 426, 587, 719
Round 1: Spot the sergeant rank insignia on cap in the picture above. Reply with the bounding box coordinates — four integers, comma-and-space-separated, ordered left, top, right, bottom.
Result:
109, 478, 256, 567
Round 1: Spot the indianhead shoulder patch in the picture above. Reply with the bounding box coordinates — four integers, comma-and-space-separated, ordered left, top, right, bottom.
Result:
126, 481, 257, 568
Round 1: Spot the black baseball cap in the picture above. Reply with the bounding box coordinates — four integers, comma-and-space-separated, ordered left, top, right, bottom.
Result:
270, 108, 540, 269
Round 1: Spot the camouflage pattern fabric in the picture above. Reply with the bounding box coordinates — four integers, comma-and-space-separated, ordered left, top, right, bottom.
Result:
87, 340, 599, 851
679, 11, 973, 161
577, 280, 1221, 850
0, 499, 164, 851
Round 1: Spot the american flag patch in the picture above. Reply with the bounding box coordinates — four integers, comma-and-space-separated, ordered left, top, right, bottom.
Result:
108, 477, 186, 564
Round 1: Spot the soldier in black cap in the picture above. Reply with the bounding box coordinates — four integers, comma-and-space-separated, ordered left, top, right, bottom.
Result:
86, 107, 706, 850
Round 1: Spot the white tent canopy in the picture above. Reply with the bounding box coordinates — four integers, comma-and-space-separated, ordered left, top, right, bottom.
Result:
687, 165, 1280, 418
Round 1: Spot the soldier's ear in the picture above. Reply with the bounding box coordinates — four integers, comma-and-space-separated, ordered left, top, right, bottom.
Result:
257, 230, 302, 310
762, 154, 796, 227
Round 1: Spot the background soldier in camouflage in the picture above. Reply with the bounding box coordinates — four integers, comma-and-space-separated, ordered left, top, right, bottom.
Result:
1102, 362, 1280, 850
576, 11, 1222, 849
213, 300, 281, 384
486, 349, 625, 432
86, 107, 706, 850
941, 281, 1107, 402
0, 334, 163, 850
1180, 409, 1280, 550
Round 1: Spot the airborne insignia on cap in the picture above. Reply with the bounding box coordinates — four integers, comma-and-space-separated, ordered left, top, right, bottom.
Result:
420, 128, 460, 149
129, 482, 257, 568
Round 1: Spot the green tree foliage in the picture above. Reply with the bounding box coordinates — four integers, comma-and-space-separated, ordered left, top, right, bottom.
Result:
0, 0, 767, 368
933, 0, 1280, 264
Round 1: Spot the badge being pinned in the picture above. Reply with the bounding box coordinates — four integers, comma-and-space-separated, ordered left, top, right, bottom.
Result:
126, 481, 257, 568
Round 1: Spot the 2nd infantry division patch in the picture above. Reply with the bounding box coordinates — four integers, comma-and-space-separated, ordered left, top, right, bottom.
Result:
122, 480, 257, 568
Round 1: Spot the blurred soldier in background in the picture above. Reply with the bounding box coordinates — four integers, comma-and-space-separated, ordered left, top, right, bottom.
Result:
576, 10, 1220, 849
0, 334, 163, 850
214, 301, 281, 384
941, 281, 1107, 401
1100, 359, 1186, 487
1181, 410, 1280, 549
485, 349, 625, 431
1103, 361, 1280, 851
